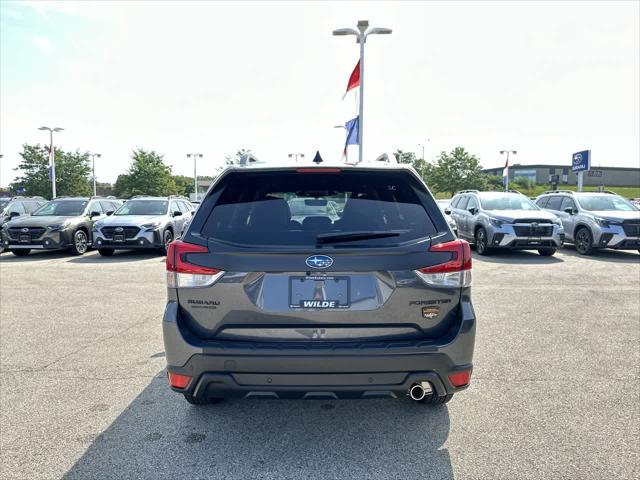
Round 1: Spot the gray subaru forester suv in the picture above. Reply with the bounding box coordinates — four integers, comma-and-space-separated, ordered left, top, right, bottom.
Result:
535, 190, 640, 255
163, 157, 475, 406
449, 190, 564, 256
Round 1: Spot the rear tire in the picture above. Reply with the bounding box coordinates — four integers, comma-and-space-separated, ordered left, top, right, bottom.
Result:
182, 393, 223, 405
420, 393, 454, 405
98, 248, 114, 257
11, 249, 30, 257
69, 230, 89, 256
538, 247, 556, 256
574, 227, 594, 255
475, 227, 491, 255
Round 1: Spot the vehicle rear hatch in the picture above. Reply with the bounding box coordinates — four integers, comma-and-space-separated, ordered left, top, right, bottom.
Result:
171, 167, 470, 342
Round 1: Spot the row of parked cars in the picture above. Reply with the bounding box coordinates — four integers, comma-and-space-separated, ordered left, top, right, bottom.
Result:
0, 195, 195, 256
439, 189, 640, 256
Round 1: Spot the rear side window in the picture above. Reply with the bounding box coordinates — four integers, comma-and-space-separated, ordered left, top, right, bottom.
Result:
546, 196, 563, 211
200, 170, 438, 247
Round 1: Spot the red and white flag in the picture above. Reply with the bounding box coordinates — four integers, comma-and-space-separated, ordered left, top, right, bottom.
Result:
342, 61, 360, 99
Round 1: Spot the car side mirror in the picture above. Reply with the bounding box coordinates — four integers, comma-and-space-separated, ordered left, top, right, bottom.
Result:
444, 207, 451, 215
9, 211, 20, 218
106, 211, 114, 216
173, 210, 182, 217
563, 207, 575, 215
468, 207, 477, 215
90, 211, 101, 218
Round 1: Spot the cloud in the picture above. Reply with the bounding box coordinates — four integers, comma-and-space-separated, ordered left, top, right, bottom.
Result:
32, 35, 52, 51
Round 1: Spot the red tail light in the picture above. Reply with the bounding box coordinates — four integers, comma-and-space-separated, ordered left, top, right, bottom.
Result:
420, 239, 472, 274
414, 239, 472, 287
167, 371, 192, 389
448, 370, 472, 388
166, 240, 224, 288
166, 240, 218, 275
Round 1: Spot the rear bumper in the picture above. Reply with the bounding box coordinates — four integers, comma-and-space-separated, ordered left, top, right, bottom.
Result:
163, 298, 476, 400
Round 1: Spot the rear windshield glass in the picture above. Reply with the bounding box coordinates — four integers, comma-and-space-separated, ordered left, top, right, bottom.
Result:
479, 194, 539, 211
200, 170, 438, 247
576, 195, 638, 212
32, 200, 87, 216
114, 200, 168, 216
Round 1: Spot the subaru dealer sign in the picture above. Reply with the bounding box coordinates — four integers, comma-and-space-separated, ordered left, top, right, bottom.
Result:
572, 150, 590, 172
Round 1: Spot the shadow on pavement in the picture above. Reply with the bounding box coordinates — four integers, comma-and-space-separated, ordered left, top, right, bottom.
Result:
0, 249, 74, 262
560, 245, 640, 263
472, 249, 564, 264
63, 377, 453, 480
67, 250, 165, 264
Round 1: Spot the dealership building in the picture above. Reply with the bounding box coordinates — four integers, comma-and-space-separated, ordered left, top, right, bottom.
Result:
482, 164, 640, 187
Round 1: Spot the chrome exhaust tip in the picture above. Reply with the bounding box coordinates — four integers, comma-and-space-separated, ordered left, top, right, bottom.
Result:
409, 382, 433, 401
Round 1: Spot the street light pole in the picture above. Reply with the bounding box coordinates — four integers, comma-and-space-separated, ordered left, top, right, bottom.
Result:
333, 20, 392, 164
187, 153, 203, 201
418, 139, 431, 161
288, 153, 305, 163
499, 150, 517, 192
38, 126, 64, 198
89, 153, 101, 196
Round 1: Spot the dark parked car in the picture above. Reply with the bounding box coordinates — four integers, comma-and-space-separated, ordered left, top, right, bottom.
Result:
163, 157, 475, 406
0, 196, 47, 253
2, 197, 121, 256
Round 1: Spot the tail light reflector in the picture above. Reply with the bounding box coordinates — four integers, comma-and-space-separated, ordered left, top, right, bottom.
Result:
415, 239, 472, 287
167, 371, 192, 389
166, 240, 224, 288
448, 370, 472, 388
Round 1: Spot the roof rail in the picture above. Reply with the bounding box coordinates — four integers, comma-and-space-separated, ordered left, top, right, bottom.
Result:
455, 189, 479, 194
601, 190, 618, 195
507, 189, 523, 195
374, 152, 398, 164
9, 195, 46, 200
540, 190, 575, 195
238, 153, 260, 166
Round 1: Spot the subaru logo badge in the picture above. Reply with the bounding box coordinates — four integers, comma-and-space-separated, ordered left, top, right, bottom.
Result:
573, 153, 582, 166
115, 227, 124, 233
21, 228, 29, 233
305, 255, 333, 269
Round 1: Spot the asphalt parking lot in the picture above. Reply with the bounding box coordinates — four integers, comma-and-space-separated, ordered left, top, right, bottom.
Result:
0, 247, 638, 480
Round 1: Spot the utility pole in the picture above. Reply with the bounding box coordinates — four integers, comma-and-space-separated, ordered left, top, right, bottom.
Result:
89, 153, 101, 196
333, 20, 392, 163
38, 126, 64, 198
187, 153, 203, 201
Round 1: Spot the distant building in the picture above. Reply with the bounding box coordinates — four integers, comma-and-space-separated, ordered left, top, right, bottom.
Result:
482, 164, 640, 187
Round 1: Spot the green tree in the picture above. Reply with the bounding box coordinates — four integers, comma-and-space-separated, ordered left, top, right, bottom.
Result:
172, 175, 195, 197
10, 144, 91, 198
428, 147, 487, 196
114, 148, 176, 197
486, 175, 505, 191
393, 149, 433, 181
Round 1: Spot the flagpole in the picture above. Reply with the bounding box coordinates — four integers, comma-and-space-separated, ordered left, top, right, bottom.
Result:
333, 21, 392, 164
358, 29, 365, 164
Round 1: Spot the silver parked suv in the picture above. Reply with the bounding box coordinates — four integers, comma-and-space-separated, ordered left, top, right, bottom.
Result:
535, 190, 640, 255
449, 190, 564, 256
163, 155, 475, 406
92, 196, 194, 256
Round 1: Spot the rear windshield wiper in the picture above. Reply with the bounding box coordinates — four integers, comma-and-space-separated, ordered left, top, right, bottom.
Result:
316, 230, 408, 245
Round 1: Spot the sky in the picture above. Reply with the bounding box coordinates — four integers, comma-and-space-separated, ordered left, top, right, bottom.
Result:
0, 0, 639, 187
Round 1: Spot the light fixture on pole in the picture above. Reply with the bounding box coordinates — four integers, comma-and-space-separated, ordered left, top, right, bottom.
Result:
418, 139, 431, 161
288, 153, 305, 163
499, 150, 517, 191
187, 153, 203, 201
38, 126, 64, 198
89, 153, 101, 196
333, 20, 392, 164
